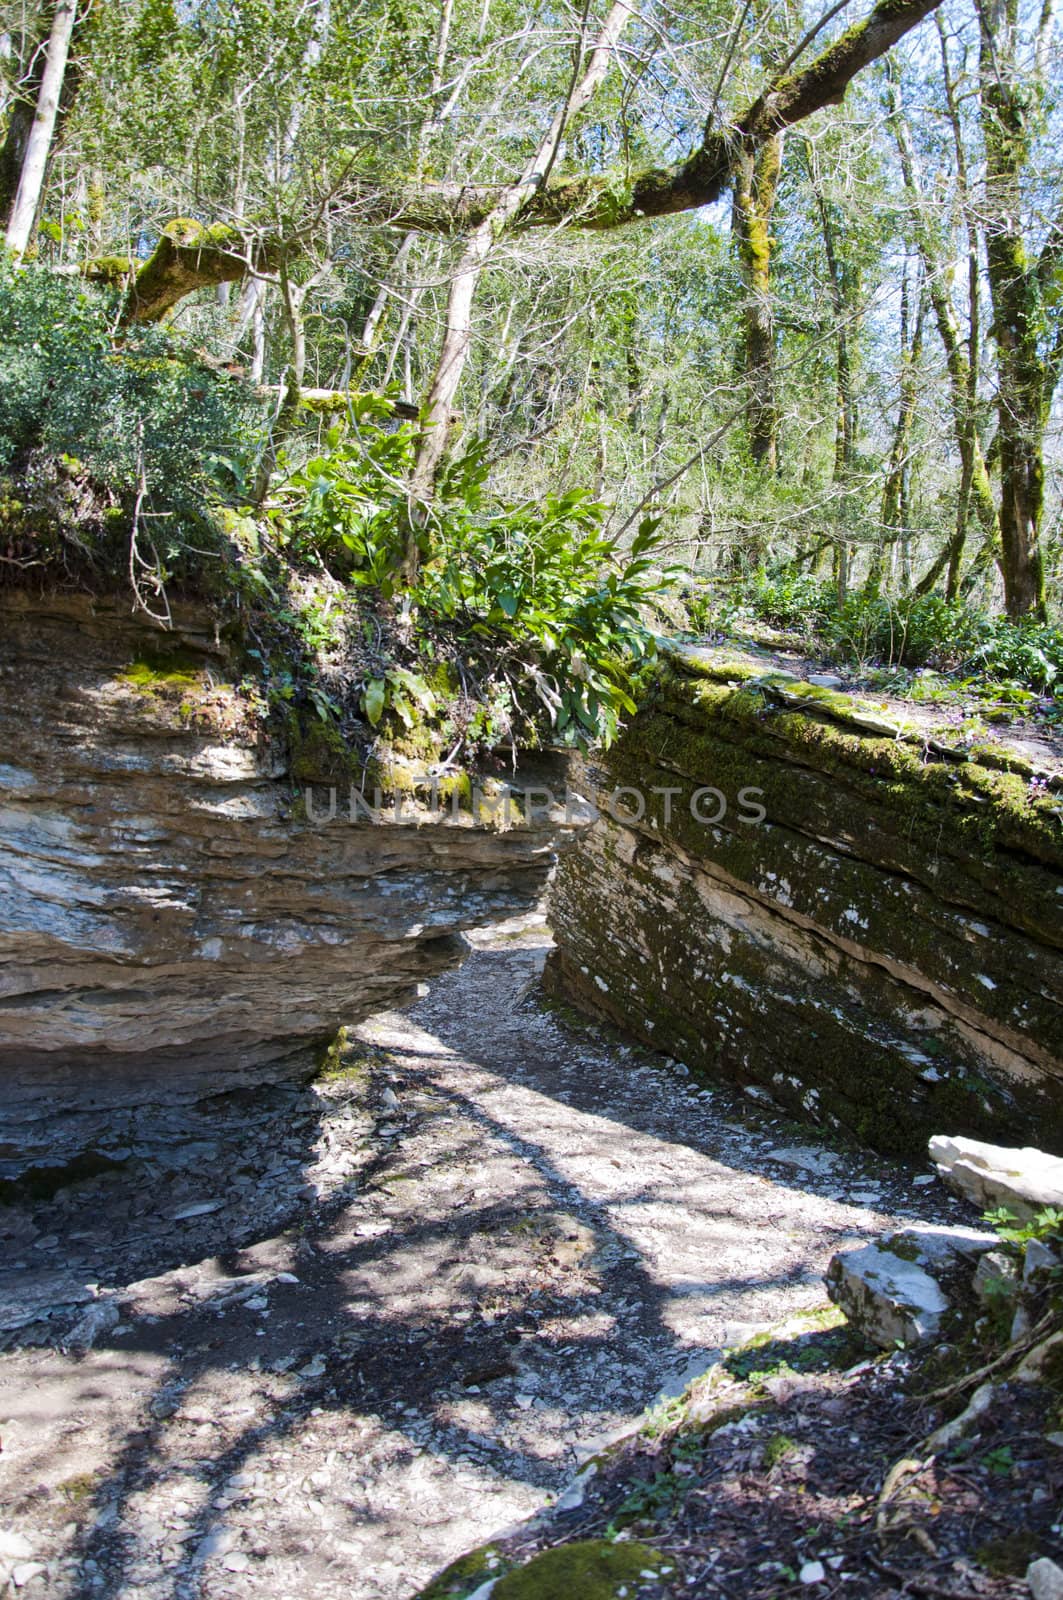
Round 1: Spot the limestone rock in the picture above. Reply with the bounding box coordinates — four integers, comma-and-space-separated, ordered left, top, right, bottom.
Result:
928, 1136, 1063, 1222
0, 1535, 35, 1563
1028, 1558, 1063, 1600
0, 592, 579, 1181
543, 644, 1063, 1160
63, 1299, 121, 1351
1025, 1239, 1060, 1288
799, 1560, 826, 1584
972, 1250, 1019, 1303
825, 1225, 996, 1347
1015, 1330, 1063, 1383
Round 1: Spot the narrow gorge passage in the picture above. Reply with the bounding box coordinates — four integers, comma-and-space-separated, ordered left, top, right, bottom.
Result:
0, 921, 970, 1600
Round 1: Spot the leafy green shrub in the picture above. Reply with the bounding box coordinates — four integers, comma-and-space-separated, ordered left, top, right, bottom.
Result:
826, 594, 1063, 692
827, 594, 984, 670
272, 398, 419, 587
271, 420, 672, 748
710, 567, 1062, 700
421, 467, 668, 746
0, 258, 259, 574
967, 618, 1063, 696
732, 568, 834, 632
985, 1205, 1063, 1254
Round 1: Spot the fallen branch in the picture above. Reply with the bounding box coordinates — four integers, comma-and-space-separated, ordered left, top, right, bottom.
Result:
917, 1308, 1060, 1405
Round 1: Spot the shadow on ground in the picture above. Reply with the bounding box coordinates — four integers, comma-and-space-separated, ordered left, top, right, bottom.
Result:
0, 938, 967, 1598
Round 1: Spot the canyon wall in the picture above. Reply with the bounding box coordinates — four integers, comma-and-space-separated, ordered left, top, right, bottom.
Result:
0, 590, 572, 1181
544, 647, 1063, 1158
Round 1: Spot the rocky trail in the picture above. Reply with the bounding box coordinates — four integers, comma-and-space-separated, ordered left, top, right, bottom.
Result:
0, 920, 974, 1600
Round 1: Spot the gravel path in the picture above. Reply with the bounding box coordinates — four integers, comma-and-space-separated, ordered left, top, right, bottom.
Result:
0, 921, 967, 1599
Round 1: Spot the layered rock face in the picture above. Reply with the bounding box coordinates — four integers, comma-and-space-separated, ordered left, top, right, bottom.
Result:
0, 591, 571, 1179
544, 648, 1063, 1158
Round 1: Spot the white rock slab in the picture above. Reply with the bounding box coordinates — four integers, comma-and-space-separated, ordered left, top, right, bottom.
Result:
825, 1225, 995, 1347
928, 1135, 1063, 1221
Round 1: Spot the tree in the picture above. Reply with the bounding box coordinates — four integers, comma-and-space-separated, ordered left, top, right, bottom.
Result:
4, 0, 78, 256
15, 0, 1056, 621
407, 0, 632, 518
976, 0, 1059, 618
98, 0, 947, 326
887, 58, 999, 597
733, 135, 783, 472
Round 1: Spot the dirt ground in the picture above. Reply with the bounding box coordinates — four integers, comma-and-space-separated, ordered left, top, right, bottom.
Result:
0, 920, 973, 1599
449, 1308, 1063, 1600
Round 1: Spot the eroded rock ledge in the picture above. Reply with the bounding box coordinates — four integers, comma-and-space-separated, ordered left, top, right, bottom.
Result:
0, 590, 574, 1180
543, 646, 1063, 1157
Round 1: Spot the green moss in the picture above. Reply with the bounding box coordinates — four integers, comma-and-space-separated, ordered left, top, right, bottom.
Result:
763, 1432, 799, 1469
385, 724, 445, 764
161, 217, 236, 248
492, 1539, 673, 1599
975, 1531, 1042, 1576
122, 646, 206, 692
355, 751, 476, 817
438, 770, 472, 806
639, 664, 1063, 878
58, 1471, 99, 1502
84, 255, 134, 282
288, 715, 359, 785
790, 1304, 847, 1332
316, 1026, 352, 1079
413, 1544, 508, 1597
671, 651, 766, 683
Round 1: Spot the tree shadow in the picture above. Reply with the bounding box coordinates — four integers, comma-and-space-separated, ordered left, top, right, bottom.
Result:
1, 941, 934, 1599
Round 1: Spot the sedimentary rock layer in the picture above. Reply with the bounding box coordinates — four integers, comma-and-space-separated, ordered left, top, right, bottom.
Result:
544, 648, 1063, 1157
0, 591, 570, 1178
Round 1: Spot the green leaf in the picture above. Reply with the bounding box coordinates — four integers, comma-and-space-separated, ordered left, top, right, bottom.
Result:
363, 678, 386, 725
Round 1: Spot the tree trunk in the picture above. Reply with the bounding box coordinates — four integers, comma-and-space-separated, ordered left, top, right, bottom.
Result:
888, 66, 1001, 594
871, 265, 922, 595
936, 13, 980, 601
406, 0, 632, 537
0, 1, 91, 236
805, 145, 856, 598
5, 0, 78, 258
977, 0, 1047, 619
732, 133, 782, 471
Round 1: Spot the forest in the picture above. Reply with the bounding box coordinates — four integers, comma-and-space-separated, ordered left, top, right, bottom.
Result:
2, 6, 1063, 1598
2, 0, 1062, 756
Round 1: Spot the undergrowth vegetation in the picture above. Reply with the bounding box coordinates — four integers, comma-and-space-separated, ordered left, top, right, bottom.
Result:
270, 403, 672, 749
697, 568, 1063, 708
0, 261, 258, 595
2, 265, 1059, 761
0, 267, 670, 756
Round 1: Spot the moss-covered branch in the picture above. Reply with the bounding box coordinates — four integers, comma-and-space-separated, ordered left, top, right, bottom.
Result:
104, 0, 943, 322
110, 219, 286, 326
361, 0, 945, 233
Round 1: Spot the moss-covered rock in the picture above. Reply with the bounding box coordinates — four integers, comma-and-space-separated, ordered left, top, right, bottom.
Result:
122, 647, 205, 694
492, 1539, 674, 1599
544, 643, 1063, 1159
414, 1543, 509, 1597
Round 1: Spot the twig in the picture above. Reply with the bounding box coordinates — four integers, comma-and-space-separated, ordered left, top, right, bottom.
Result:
127, 427, 172, 627
869, 1553, 990, 1599
917, 1309, 1060, 1405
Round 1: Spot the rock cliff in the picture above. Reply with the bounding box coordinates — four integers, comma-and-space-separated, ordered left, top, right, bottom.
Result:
544, 646, 1063, 1157
0, 590, 572, 1181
